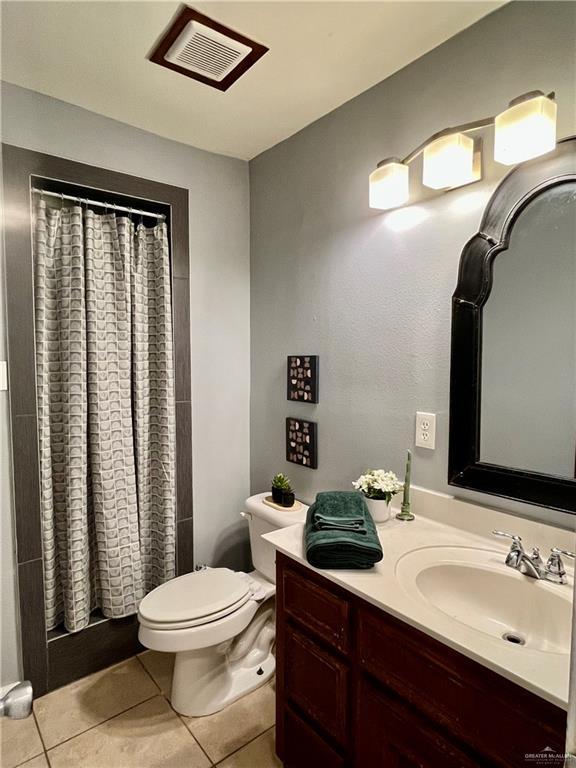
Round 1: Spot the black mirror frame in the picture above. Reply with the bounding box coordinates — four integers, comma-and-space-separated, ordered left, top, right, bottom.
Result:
449, 136, 576, 514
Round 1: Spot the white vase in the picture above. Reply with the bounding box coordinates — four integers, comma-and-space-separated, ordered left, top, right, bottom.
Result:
364, 497, 391, 523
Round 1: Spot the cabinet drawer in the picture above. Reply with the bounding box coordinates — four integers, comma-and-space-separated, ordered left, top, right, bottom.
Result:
282, 565, 350, 652
358, 606, 567, 768
283, 705, 345, 768
355, 678, 483, 768
285, 625, 348, 746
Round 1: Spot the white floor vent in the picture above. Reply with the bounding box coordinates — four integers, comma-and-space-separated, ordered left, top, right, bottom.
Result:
149, 8, 269, 92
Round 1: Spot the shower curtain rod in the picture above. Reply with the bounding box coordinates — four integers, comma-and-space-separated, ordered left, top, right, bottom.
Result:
32, 188, 165, 220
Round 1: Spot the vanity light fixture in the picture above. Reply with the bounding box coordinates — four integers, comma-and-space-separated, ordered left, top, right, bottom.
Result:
369, 90, 558, 210
369, 158, 409, 210
422, 132, 480, 190
494, 91, 557, 165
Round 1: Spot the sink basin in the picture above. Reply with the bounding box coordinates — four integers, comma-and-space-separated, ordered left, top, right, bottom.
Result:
395, 546, 573, 654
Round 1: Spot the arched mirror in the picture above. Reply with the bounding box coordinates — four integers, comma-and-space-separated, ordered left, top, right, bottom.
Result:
449, 136, 576, 513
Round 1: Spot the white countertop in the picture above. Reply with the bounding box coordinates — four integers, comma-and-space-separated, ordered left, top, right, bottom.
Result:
262, 488, 574, 710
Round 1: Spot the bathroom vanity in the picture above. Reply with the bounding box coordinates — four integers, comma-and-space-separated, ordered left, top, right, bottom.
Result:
275, 553, 566, 767
265, 490, 573, 768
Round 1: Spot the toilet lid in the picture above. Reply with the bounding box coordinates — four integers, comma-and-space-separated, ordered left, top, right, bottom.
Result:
138, 568, 250, 625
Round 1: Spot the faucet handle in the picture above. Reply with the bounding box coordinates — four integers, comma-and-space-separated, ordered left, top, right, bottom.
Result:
545, 548, 575, 584
493, 530, 523, 547
551, 547, 575, 559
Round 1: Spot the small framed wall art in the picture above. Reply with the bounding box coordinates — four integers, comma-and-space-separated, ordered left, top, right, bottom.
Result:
286, 417, 318, 469
287, 355, 319, 403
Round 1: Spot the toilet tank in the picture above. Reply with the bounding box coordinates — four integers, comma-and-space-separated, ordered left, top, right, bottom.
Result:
243, 493, 308, 583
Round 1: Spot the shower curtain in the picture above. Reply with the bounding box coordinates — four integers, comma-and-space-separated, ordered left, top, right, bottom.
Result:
34, 199, 176, 632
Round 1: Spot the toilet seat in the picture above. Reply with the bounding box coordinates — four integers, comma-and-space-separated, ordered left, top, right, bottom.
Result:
138, 568, 253, 630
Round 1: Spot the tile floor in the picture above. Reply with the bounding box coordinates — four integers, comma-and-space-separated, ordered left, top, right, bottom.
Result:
0, 653, 280, 768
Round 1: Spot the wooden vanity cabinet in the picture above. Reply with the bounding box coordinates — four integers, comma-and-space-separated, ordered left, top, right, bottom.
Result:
275, 553, 567, 768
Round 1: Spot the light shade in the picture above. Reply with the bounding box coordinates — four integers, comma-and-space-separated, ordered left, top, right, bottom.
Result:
369, 160, 409, 210
422, 132, 477, 190
494, 93, 557, 165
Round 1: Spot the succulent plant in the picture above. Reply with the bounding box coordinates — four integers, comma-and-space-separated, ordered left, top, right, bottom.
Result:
271, 473, 292, 492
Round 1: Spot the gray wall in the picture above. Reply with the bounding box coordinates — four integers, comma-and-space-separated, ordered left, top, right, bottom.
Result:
0, 83, 251, 684
250, 1, 576, 528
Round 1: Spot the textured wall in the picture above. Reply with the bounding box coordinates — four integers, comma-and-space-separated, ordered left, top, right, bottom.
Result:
0, 83, 251, 682
250, 1, 576, 529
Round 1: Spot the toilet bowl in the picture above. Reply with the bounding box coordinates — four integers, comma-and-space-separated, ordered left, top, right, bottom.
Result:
137, 493, 308, 717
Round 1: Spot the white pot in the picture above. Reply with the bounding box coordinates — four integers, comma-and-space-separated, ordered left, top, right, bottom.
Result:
364, 497, 391, 523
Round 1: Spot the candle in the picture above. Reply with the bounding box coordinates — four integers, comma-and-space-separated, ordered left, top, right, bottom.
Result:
396, 449, 415, 521
403, 449, 411, 506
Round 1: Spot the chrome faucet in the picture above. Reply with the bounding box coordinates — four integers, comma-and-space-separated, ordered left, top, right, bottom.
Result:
492, 531, 575, 585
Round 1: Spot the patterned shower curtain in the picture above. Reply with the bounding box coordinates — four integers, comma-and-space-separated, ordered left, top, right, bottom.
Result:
34, 200, 176, 632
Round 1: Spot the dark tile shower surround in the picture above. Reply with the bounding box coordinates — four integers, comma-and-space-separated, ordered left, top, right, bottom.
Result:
2, 144, 192, 695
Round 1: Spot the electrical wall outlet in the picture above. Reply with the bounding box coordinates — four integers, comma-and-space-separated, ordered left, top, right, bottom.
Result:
415, 411, 436, 449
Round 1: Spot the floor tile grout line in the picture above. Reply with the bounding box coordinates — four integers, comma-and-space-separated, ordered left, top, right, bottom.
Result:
41, 693, 160, 754
213, 724, 277, 767
13, 749, 50, 768
129, 655, 215, 767
32, 708, 49, 753
161, 684, 275, 766
161, 691, 215, 766
134, 653, 163, 695
175, 681, 276, 765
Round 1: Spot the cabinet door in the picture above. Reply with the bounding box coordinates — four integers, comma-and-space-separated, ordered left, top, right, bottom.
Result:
283, 706, 345, 768
285, 625, 348, 746
355, 679, 484, 768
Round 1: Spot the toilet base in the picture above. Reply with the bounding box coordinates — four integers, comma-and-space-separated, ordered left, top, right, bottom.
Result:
170, 602, 276, 717
171, 645, 275, 717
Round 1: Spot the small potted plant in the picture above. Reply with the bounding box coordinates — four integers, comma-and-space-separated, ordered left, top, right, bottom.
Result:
352, 469, 404, 522
271, 473, 295, 508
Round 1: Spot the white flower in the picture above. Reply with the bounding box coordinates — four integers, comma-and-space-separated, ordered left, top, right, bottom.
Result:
353, 469, 403, 500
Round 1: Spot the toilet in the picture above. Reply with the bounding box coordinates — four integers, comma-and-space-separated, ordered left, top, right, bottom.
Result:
137, 493, 308, 717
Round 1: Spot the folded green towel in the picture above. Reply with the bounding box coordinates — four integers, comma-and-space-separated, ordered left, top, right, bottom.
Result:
305, 491, 383, 569
313, 512, 366, 532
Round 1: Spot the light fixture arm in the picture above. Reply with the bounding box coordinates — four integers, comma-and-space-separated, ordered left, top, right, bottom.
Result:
401, 116, 493, 166
370, 91, 557, 211
378, 91, 556, 169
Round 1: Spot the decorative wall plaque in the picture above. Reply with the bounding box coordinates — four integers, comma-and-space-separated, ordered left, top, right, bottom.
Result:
287, 355, 319, 403
286, 417, 318, 469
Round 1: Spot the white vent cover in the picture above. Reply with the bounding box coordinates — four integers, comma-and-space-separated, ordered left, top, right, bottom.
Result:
165, 20, 252, 82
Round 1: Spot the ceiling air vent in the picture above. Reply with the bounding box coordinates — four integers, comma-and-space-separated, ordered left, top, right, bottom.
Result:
149, 7, 269, 92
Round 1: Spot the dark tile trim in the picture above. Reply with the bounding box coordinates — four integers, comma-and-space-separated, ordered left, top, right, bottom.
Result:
176, 402, 193, 521
177, 518, 194, 576
11, 414, 42, 563
3, 155, 37, 416
173, 278, 191, 402
47, 615, 142, 691
2, 144, 192, 692
17, 559, 48, 697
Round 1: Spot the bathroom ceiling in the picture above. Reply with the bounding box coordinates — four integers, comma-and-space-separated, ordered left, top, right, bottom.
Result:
1, 1, 502, 160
